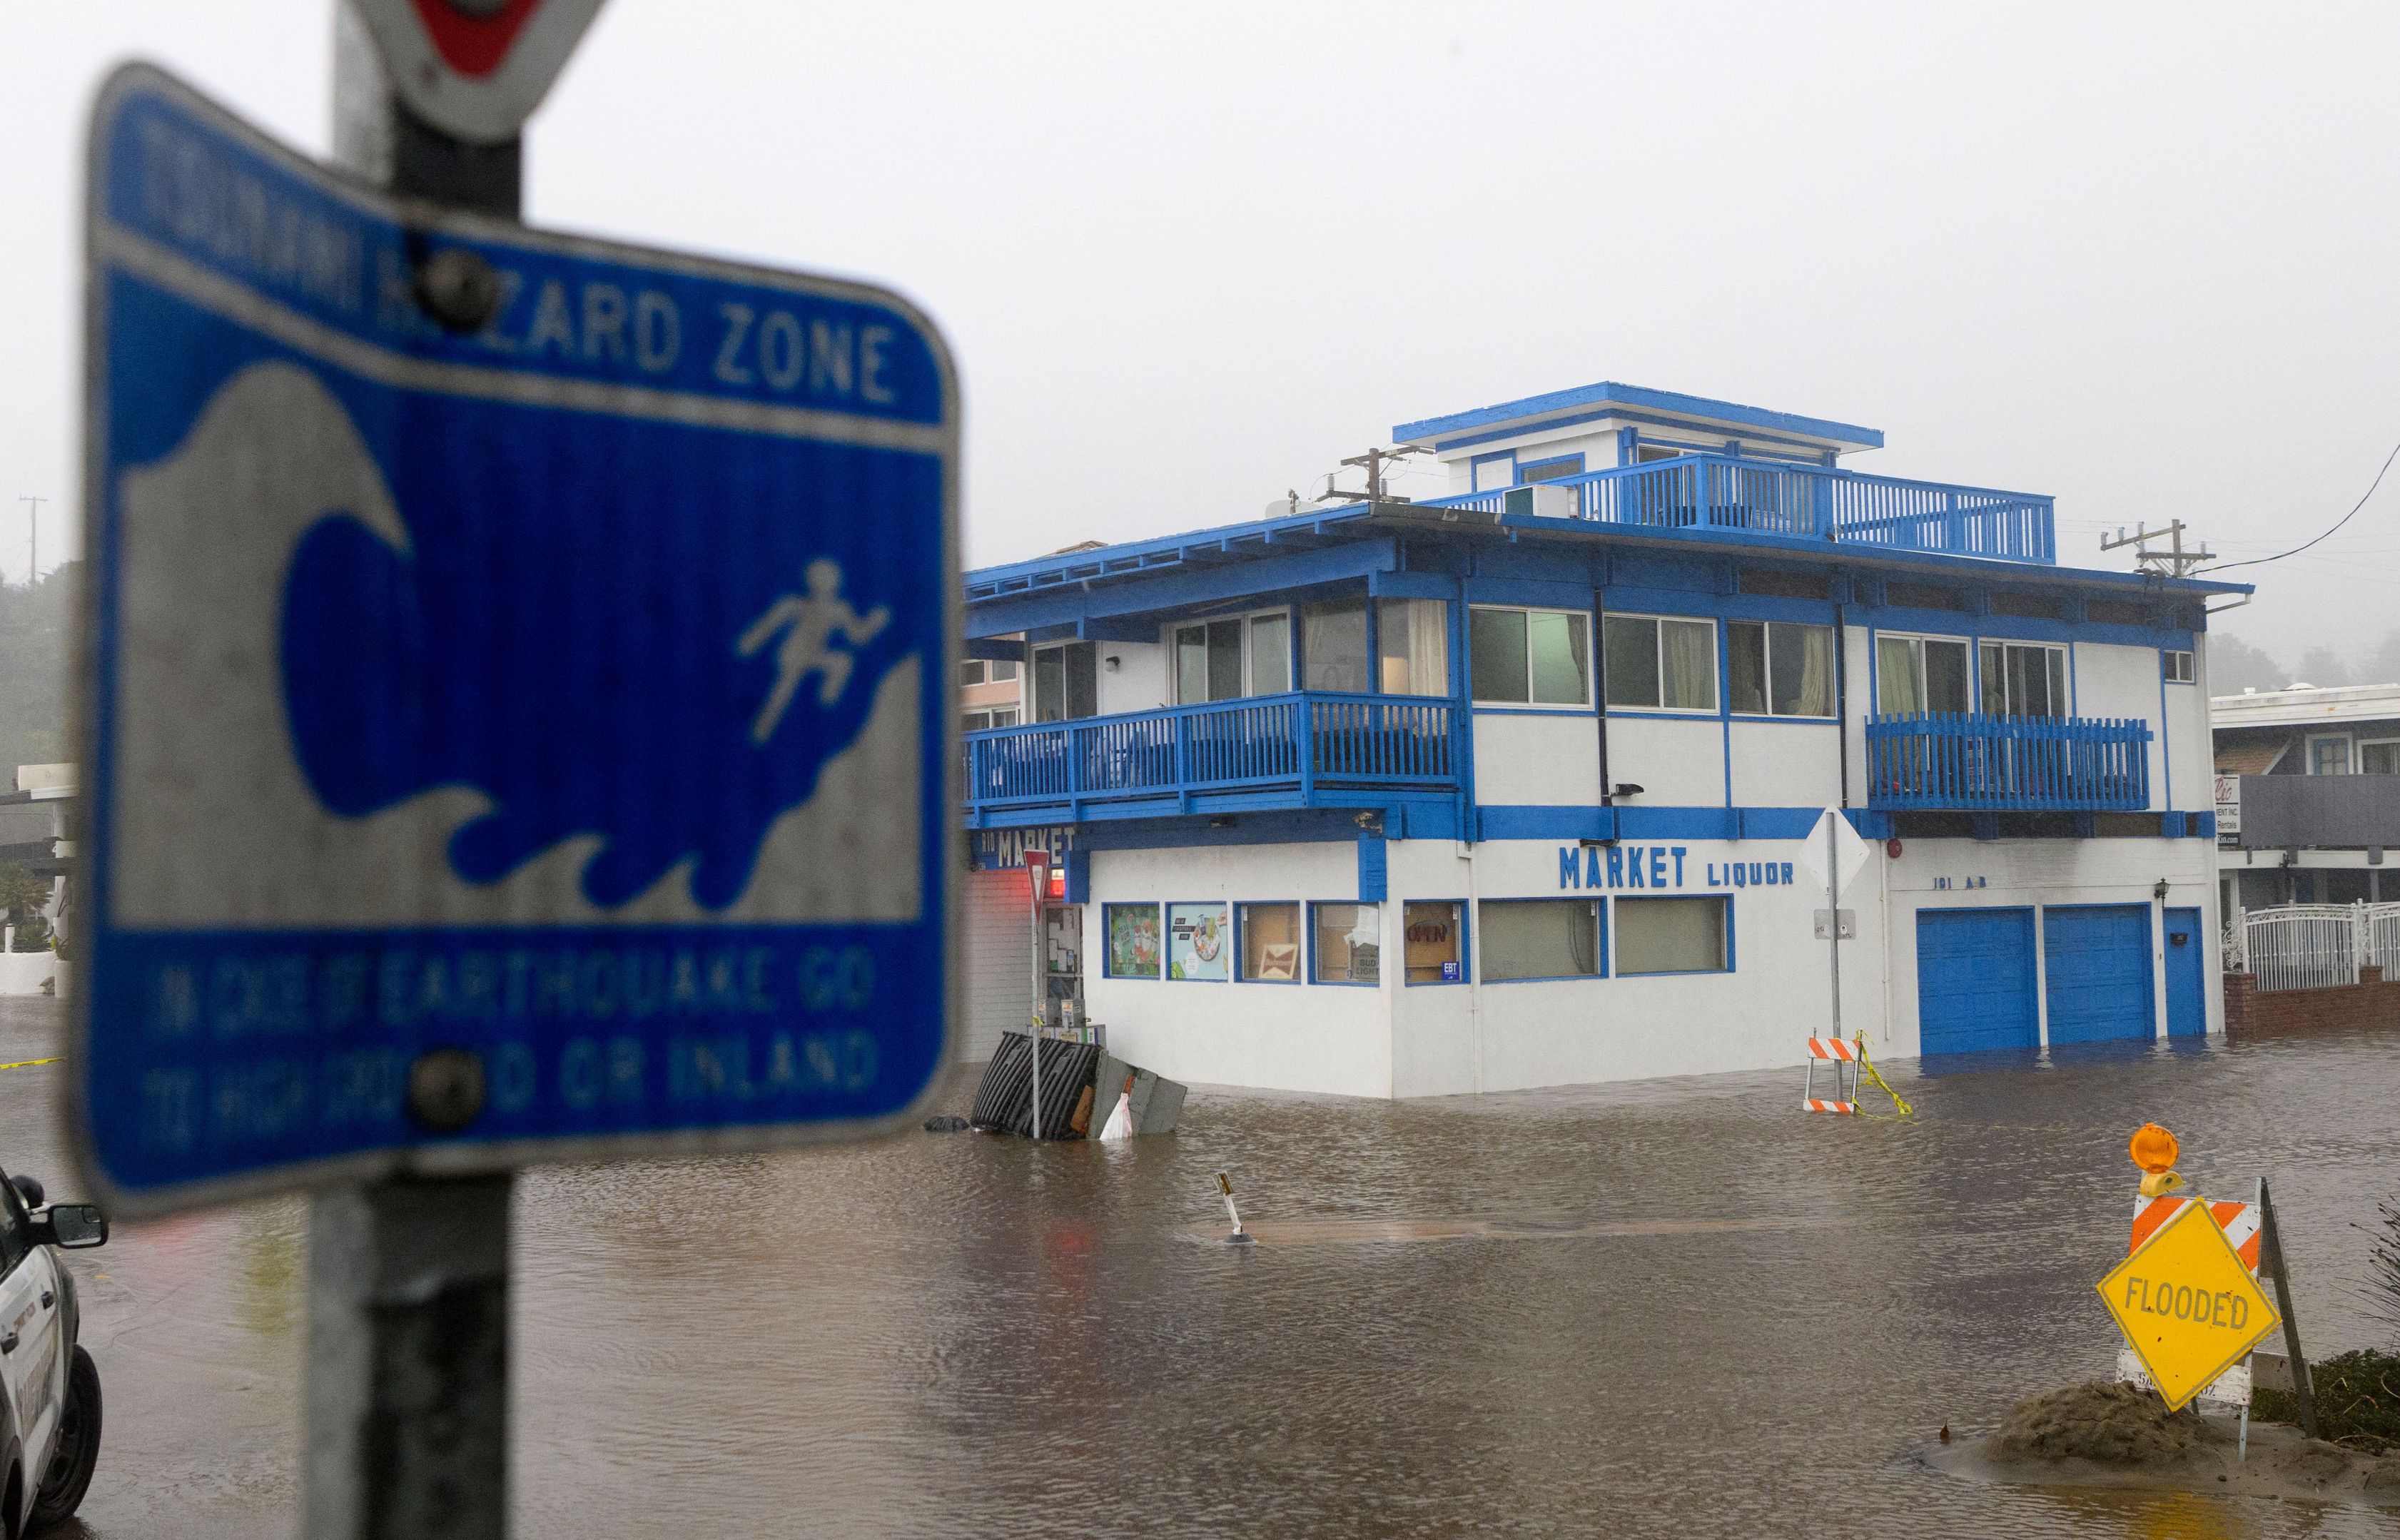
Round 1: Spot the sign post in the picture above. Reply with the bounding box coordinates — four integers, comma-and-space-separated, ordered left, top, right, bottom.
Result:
2099, 1197, 2282, 1413
1026, 848, 1050, 1140
76, 9, 957, 1532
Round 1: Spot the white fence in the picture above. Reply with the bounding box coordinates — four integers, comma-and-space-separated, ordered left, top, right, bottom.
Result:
2239, 903, 2400, 992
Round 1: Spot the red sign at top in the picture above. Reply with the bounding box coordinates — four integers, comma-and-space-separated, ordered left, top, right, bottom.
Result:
406, 0, 545, 80
353, 0, 609, 143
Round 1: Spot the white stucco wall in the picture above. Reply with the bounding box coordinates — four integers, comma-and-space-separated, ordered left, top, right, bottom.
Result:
1098, 641, 1169, 716
1726, 721, 1841, 809
2073, 642, 2167, 806
1602, 716, 1725, 806
1473, 713, 1599, 805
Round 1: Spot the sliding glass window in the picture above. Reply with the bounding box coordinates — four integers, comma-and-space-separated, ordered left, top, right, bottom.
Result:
1601, 614, 1716, 711
1727, 621, 1835, 716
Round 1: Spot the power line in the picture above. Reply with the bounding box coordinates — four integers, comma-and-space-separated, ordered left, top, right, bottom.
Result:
2197, 435, 2400, 574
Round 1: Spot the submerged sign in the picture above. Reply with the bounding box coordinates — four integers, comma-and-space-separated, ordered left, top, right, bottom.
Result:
76, 68, 958, 1212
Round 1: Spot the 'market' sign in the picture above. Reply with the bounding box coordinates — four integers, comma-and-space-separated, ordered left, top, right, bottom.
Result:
75, 67, 958, 1212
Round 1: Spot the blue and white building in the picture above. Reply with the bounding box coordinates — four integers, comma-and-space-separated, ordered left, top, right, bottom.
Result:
960, 383, 2249, 1096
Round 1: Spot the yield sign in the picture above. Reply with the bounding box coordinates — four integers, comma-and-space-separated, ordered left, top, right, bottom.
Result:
350, 0, 609, 143
2098, 1196, 2280, 1411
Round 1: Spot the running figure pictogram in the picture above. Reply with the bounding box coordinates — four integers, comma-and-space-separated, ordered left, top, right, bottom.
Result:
736, 558, 891, 744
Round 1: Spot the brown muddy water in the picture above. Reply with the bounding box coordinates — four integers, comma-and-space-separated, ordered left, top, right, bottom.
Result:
6, 996, 2399, 1539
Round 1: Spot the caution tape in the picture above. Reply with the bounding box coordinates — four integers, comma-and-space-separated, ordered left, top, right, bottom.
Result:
1850, 1038, 1913, 1118
0, 1058, 60, 1071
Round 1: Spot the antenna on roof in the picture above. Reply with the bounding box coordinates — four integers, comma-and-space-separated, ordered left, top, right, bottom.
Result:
2100, 520, 2216, 579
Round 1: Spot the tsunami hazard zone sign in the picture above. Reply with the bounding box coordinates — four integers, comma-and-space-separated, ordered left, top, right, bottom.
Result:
2097, 1195, 2280, 1411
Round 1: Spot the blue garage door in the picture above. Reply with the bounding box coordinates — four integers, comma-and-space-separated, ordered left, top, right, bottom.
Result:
1917, 908, 2038, 1055
2043, 905, 2155, 1045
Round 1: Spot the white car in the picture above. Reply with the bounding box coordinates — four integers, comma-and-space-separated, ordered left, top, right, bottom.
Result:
0, 1167, 106, 1537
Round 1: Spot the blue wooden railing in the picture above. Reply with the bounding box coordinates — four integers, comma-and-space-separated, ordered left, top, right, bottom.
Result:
1429, 454, 2055, 564
966, 692, 1455, 817
1865, 712, 2150, 811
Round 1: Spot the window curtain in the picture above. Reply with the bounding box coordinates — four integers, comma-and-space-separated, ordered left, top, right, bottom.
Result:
1785, 622, 1835, 716
1876, 637, 1921, 714
1661, 619, 1717, 711
1377, 599, 1448, 696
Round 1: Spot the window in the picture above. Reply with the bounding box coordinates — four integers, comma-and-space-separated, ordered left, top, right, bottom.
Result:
1472, 607, 1591, 706
1614, 896, 1728, 975
1302, 599, 1369, 692
2309, 736, 2354, 776
1174, 611, 1290, 705
1601, 614, 1716, 711
1377, 598, 1449, 696
1033, 642, 1098, 722
1103, 903, 1161, 979
1175, 620, 1245, 704
2089, 599, 2153, 627
1479, 898, 1601, 981
1310, 901, 1381, 984
1472, 453, 1514, 494
1402, 901, 1464, 983
960, 659, 986, 687
1519, 453, 1585, 483
961, 709, 1020, 732
987, 659, 1018, 682
1166, 902, 1230, 981
1884, 580, 1966, 612
2163, 649, 2195, 684
1739, 568, 1830, 601
0, 1171, 24, 1276
2364, 741, 2400, 776
1980, 642, 2067, 719
1875, 635, 1970, 715
1727, 621, 1835, 716
1237, 902, 1301, 982
1635, 442, 1693, 464
1989, 591, 2064, 620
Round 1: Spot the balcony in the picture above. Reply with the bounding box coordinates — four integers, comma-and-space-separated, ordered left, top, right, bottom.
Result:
1427, 455, 2055, 564
964, 693, 1457, 826
1865, 713, 2152, 812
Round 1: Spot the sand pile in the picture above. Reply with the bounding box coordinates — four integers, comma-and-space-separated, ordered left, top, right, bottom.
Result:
1991, 1382, 2219, 1466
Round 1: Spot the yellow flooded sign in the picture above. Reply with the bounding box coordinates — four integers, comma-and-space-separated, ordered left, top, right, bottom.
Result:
2098, 1196, 2279, 1411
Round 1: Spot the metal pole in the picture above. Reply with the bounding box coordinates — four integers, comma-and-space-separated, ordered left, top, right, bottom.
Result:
2258, 1177, 2319, 1438
1827, 810, 1843, 1038
308, 9, 521, 1536
1030, 866, 1043, 1141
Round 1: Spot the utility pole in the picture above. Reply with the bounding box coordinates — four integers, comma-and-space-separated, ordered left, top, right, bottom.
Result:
1320, 444, 1428, 506
2101, 520, 2216, 579
19, 496, 43, 587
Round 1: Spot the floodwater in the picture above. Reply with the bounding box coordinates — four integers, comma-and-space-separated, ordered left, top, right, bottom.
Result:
5, 997, 2399, 1539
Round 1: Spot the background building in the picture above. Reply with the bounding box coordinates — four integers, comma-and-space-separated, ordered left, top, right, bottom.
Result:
2213, 682, 2400, 918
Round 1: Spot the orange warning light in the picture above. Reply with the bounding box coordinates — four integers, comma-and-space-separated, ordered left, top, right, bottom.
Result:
2128, 1123, 2180, 1175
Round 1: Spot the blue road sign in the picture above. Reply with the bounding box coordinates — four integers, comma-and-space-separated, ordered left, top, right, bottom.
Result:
75, 67, 960, 1213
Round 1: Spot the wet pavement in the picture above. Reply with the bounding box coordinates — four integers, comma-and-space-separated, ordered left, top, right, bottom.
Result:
5, 995, 2399, 1538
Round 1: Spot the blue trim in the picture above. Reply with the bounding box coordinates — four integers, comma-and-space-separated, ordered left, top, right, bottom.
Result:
1394, 382, 1884, 450
1232, 900, 1302, 984
1602, 708, 1724, 722
1357, 834, 1387, 903
1518, 452, 1586, 482
1063, 847, 1090, 905
1477, 805, 1830, 841
1474, 705, 1600, 718
1401, 897, 1469, 985
1307, 898, 1381, 986
1101, 902, 1162, 981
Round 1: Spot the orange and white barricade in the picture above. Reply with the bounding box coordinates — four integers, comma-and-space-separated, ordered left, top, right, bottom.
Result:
1802, 1037, 1860, 1114
2115, 1190, 2264, 1415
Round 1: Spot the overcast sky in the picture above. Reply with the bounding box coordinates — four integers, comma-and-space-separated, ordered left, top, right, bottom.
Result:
6, 2, 2398, 669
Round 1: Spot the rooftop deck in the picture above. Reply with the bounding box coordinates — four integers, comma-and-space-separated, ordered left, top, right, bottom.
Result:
1427, 454, 2055, 564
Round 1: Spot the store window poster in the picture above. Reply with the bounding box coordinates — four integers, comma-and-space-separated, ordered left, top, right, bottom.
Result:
1108, 905, 1161, 978
1168, 903, 1230, 981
